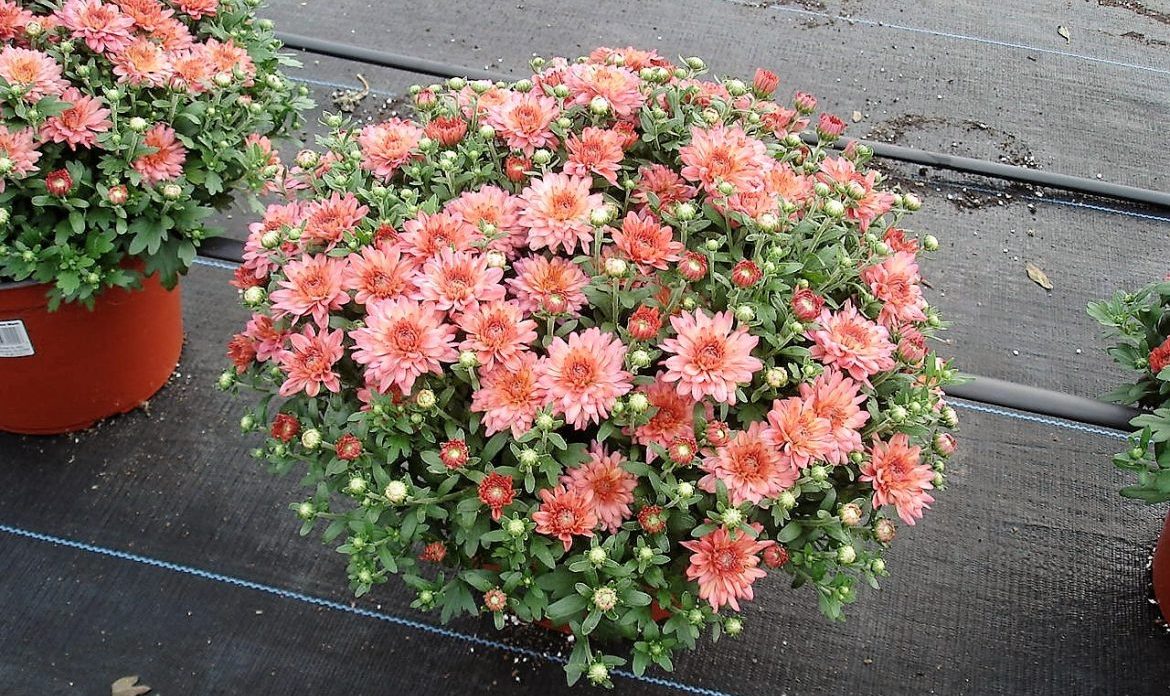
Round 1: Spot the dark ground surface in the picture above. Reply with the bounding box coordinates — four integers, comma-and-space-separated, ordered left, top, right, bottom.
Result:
2, 265, 1169, 696
4, 0, 1170, 694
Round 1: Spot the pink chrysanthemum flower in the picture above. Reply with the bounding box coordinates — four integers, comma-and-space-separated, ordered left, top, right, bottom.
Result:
561, 443, 637, 533
699, 422, 798, 505
113, 0, 173, 32
0, 126, 42, 183
680, 527, 774, 612
519, 172, 603, 254
799, 369, 869, 466
174, 0, 218, 19
457, 300, 537, 371
111, 37, 172, 86
507, 255, 589, 316
861, 252, 928, 327
57, 0, 135, 54
300, 192, 368, 249
612, 210, 684, 272
538, 328, 632, 429
242, 201, 302, 278
396, 210, 481, 265
131, 124, 186, 184
0, 1, 35, 42
445, 186, 525, 256
148, 16, 193, 51
483, 91, 560, 155
587, 46, 670, 71
350, 297, 458, 394
269, 253, 349, 327
414, 248, 506, 314
277, 325, 344, 397
764, 396, 834, 469
243, 314, 288, 363
564, 126, 624, 185
660, 309, 763, 405
358, 118, 423, 179
0, 47, 67, 101
39, 87, 112, 150
471, 352, 547, 438
343, 243, 417, 305
861, 433, 935, 525
762, 164, 815, 208
632, 164, 697, 209
168, 46, 213, 92
563, 63, 645, 118
632, 376, 696, 462
204, 38, 254, 83
679, 124, 771, 195
532, 484, 597, 552
806, 302, 896, 384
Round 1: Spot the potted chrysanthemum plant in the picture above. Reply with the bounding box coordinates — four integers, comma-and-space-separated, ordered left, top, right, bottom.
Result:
224, 48, 960, 686
1089, 282, 1170, 621
0, 0, 310, 434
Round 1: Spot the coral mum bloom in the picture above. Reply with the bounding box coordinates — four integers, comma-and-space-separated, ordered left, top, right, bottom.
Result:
414, 248, 506, 314
471, 352, 547, 438
861, 252, 928, 327
563, 63, 645, 118
861, 433, 935, 525
269, 253, 349, 327
484, 91, 560, 155
478, 471, 516, 521
532, 484, 597, 552
564, 126, 625, 185
397, 210, 481, 265
632, 376, 696, 462
507, 255, 589, 316
660, 309, 762, 405
679, 125, 771, 195
765, 396, 834, 469
457, 300, 538, 371
446, 186, 525, 256
538, 328, 632, 429
58, 0, 136, 54
350, 297, 458, 394
343, 243, 417, 305
111, 37, 172, 86
132, 124, 186, 184
301, 192, 369, 249
0, 48, 67, 101
277, 325, 344, 397
612, 210, 684, 272
0, 126, 41, 182
807, 303, 896, 384
39, 87, 112, 150
519, 172, 603, 254
680, 527, 773, 612
562, 444, 637, 533
700, 422, 798, 505
359, 118, 423, 179
799, 369, 869, 465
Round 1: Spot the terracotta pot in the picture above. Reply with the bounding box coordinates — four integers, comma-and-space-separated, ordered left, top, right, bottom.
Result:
1155, 510, 1170, 623
0, 272, 183, 435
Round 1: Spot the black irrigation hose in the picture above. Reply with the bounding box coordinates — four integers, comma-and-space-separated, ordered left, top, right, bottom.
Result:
275, 32, 1170, 211
196, 237, 1140, 431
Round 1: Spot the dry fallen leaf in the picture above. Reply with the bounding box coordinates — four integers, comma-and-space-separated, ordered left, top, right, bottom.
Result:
851, 110, 863, 123
1025, 262, 1053, 291
1057, 25, 1070, 42
111, 675, 152, 696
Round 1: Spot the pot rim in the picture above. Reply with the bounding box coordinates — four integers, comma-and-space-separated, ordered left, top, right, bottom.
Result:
0, 278, 44, 291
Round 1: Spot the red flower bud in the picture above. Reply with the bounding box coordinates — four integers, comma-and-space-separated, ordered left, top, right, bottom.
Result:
752, 68, 780, 97
504, 155, 530, 183
1151, 337, 1170, 375
793, 91, 817, 114
439, 439, 470, 469
106, 184, 128, 205
627, 305, 662, 341
335, 433, 363, 461
678, 251, 708, 281
668, 436, 697, 465
419, 541, 447, 563
816, 113, 846, 140
45, 169, 72, 197
424, 115, 468, 146
612, 120, 639, 150
705, 421, 731, 447
638, 505, 667, 534
790, 288, 825, 321
373, 223, 397, 244
414, 88, 437, 108
484, 588, 508, 612
897, 327, 927, 364
731, 260, 762, 288
226, 334, 257, 371
230, 265, 265, 290
270, 413, 300, 442
478, 471, 516, 521
763, 544, 790, 569
935, 433, 958, 456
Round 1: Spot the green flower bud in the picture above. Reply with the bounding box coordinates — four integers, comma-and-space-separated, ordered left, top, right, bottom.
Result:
627, 392, 649, 413
688, 608, 705, 625
675, 202, 697, 221
637, 546, 654, 562
477, 124, 495, 139
447, 76, 466, 90
704, 238, 720, 252
415, 389, 436, 410
213, 72, 233, 88
809, 465, 829, 482
889, 405, 908, 422
242, 286, 266, 307
903, 193, 922, 211
552, 84, 570, 99
418, 589, 434, 605
346, 477, 367, 495
604, 257, 628, 277
779, 490, 797, 509
239, 414, 256, 431
519, 448, 539, 467
676, 481, 695, 499
735, 305, 755, 323
724, 617, 743, 636
532, 148, 552, 165
630, 349, 652, 368
536, 413, 555, 430
459, 350, 478, 368
837, 544, 857, 564
512, 78, 533, 93
589, 95, 610, 115
681, 296, 697, 311
685, 56, 706, 71
716, 181, 735, 196
824, 200, 846, 218
260, 230, 282, 249
506, 518, 527, 537
301, 429, 322, 450
385, 480, 408, 504
923, 234, 939, 251
127, 116, 148, 132
724, 79, 747, 96
765, 367, 788, 388
296, 501, 316, 520
216, 371, 235, 390
587, 547, 608, 567
587, 662, 609, 686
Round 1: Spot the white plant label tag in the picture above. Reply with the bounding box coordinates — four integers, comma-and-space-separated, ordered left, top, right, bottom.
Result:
0, 320, 34, 358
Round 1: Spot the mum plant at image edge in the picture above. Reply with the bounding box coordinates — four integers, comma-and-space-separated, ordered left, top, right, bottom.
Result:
0, 0, 311, 306
223, 48, 960, 687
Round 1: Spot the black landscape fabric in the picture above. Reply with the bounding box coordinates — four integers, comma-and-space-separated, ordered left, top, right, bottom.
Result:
1, 265, 1168, 695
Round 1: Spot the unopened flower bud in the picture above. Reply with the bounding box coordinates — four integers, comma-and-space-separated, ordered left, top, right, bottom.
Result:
346, 477, 367, 495
512, 78, 532, 92
518, 448, 539, 467
588, 547, 609, 567
589, 207, 610, 226
903, 193, 922, 211
837, 544, 857, 564
716, 181, 735, 196
384, 480, 408, 504
724, 78, 747, 96
296, 501, 315, 520
735, 305, 755, 323
587, 662, 609, 686
779, 490, 797, 509
301, 428, 322, 450
604, 257, 627, 278
765, 367, 788, 388
589, 96, 610, 115
824, 200, 846, 218
415, 389, 436, 410
630, 349, 652, 368
127, 117, 148, 132
681, 296, 697, 311
941, 406, 959, 428
724, 616, 743, 636
676, 481, 695, 498
216, 370, 235, 390
242, 286, 266, 307
506, 518, 527, 537
757, 212, 780, 232
477, 124, 495, 139
0, 158, 12, 175
875, 518, 897, 544
809, 465, 829, 482
459, 350, 478, 368
627, 392, 649, 413
721, 508, 743, 527
531, 148, 552, 165
536, 413, 555, 430
446, 76, 466, 91
260, 230, 282, 249
239, 414, 256, 431
685, 56, 706, 71
923, 234, 939, 251
889, 405, 908, 422
675, 202, 696, 221
840, 503, 863, 527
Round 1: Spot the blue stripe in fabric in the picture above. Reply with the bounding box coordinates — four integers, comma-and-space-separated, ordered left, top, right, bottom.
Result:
0, 523, 734, 696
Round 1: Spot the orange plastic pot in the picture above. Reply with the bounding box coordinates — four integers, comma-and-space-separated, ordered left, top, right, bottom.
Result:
0, 272, 183, 435
1155, 510, 1170, 623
